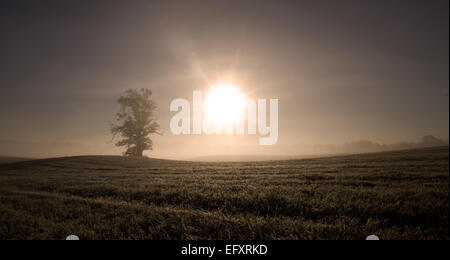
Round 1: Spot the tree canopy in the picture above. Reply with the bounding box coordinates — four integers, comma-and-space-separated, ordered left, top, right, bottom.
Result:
111, 89, 160, 157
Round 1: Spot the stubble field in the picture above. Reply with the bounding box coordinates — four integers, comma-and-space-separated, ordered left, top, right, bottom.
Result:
0, 146, 448, 240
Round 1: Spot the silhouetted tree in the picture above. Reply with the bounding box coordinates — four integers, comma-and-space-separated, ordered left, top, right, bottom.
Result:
111, 89, 160, 157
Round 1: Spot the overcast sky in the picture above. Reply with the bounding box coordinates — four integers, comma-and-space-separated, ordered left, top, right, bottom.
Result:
0, 0, 448, 159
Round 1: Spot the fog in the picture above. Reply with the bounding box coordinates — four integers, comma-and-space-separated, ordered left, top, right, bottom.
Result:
0, 1, 448, 159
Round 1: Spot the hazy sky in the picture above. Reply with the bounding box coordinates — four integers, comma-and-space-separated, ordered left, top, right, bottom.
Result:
0, 0, 448, 159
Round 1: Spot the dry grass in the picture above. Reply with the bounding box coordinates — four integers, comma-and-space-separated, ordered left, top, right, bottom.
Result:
0, 146, 448, 240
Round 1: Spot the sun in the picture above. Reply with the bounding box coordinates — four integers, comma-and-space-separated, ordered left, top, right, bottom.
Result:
203, 83, 246, 129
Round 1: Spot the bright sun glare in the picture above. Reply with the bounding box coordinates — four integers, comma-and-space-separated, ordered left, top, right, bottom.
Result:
203, 84, 246, 128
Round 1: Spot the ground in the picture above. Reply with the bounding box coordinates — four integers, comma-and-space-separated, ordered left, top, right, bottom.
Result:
0, 146, 448, 240
0, 156, 32, 164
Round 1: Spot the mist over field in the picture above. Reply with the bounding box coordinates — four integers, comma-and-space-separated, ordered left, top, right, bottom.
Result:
1, 135, 448, 160
0, 1, 448, 161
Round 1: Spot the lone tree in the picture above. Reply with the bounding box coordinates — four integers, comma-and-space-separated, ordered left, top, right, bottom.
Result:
111, 89, 160, 157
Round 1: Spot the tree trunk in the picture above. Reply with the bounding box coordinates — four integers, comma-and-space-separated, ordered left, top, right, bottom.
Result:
136, 142, 143, 157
